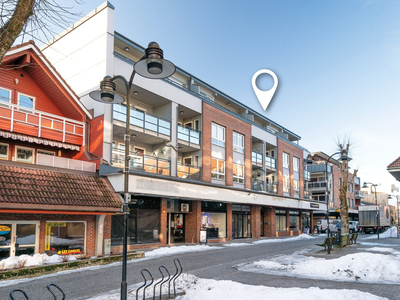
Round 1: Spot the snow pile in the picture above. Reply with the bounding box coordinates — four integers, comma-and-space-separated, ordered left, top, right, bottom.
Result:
0, 253, 77, 270
364, 227, 398, 239
362, 247, 397, 254
144, 245, 223, 259
89, 274, 388, 300
253, 233, 315, 245
237, 252, 400, 284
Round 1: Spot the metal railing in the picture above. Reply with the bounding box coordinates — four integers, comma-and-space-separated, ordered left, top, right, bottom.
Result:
113, 105, 171, 136
265, 156, 276, 169
0, 102, 85, 145
112, 148, 171, 176
355, 190, 366, 198
308, 181, 330, 189
177, 124, 201, 145
266, 182, 278, 194
36, 153, 96, 172
252, 151, 263, 166
177, 162, 201, 181
252, 178, 264, 191
307, 164, 333, 173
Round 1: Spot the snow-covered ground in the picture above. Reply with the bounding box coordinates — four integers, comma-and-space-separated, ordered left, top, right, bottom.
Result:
0, 253, 77, 270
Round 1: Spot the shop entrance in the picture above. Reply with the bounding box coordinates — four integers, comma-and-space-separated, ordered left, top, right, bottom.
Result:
0, 221, 39, 260
167, 213, 184, 244
232, 213, 251, 239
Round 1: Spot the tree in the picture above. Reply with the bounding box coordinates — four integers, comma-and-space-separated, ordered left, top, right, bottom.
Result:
337, 142, 358, 237
0, 0, 81, 62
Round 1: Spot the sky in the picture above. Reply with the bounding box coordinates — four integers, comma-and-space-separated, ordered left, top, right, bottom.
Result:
45, 1, 400, 193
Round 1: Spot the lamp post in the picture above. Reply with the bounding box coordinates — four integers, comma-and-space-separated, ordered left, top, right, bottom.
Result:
324, 150, 351, 254
362, 182, 379, 239
90, 42, 175, 300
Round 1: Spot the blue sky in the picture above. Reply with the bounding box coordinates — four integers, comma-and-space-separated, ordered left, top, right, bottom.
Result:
55, 0, 400, 193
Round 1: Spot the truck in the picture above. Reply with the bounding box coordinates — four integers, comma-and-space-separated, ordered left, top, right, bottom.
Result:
358, 205, 391, 234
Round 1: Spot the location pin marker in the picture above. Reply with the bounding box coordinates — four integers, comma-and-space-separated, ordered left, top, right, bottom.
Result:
252, 69, 278, 110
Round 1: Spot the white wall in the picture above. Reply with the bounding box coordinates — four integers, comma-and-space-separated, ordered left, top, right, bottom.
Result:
251, 125, 277, 146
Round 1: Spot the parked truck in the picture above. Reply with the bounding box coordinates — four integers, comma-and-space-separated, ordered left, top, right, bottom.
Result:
358, 205, 391, 234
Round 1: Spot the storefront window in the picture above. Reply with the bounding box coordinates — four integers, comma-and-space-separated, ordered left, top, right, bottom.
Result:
289, 212, 300, 231
275, 210, 287, 231
137, 211, 160, 244
201, 212, 226, 238
111, 211, 136, 246
45, 222, 85, 255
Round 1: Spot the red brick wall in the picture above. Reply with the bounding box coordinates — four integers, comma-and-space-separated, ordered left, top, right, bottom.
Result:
202, 103, 252, 188
264, 207, 276, 237
226, 203, 232, 240
251, 206, 261, 239
159, 198, 167, 246
185, 200, 202, 243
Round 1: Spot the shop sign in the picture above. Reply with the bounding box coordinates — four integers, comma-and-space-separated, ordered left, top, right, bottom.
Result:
232, 205, 242, 211
310, 203, 319, 208
57, 249, 82, 255
0, 225, 11, 235
241, 205, 251, 212
199, 229, 207, 244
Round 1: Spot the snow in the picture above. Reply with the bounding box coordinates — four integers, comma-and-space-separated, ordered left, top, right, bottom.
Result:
363, 227, 398, 239
0, 253, 77, 270
144, 245, 223, 258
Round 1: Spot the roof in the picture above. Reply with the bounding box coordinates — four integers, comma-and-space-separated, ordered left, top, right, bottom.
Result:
0, 165, 121, 212
387, 156, 400, 169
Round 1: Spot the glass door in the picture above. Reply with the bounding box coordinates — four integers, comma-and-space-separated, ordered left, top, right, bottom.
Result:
0, 223, 13, 259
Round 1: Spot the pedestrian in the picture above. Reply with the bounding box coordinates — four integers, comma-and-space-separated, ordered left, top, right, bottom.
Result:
335, 221, 341, 232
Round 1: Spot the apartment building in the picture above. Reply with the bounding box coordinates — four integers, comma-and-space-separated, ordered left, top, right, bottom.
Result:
41, 2, 325, 252
0, 42, 121, 260
306, 152, 361, 225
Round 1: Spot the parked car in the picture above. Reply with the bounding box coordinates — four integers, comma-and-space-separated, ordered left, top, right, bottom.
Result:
316, 219, 340, 233
349, 221, 359, 233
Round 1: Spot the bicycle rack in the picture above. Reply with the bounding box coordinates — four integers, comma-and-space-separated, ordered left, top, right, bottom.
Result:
153, 266, 170, 300
136, 269, 154, 300
10, 289, 29, 300
47, 283, 66, 300
170, 259, 183, 297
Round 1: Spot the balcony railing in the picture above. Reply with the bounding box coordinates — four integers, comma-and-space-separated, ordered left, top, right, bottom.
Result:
266, 182, 278, 194
252, 178, 264, 191
304, 169, 311, 181
36, 153, 96, 172
308, 181, 330, 189
307, 164, 333, 173
355, 190, 366, 199
112, 148, 171, 176
113, 105, 171, 136
177, 162, 201, 181
0, 102, 85, 145
177, 124, 201, 145
303, 190, 312, 200
252, 151, 263, 167
265, 156, 276, 169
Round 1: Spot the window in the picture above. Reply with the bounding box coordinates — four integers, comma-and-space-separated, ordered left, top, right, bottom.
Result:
0, 143, 8, 159
201, 212, 226, 238
293, 157, 299, 172
45, 221, 86, 255
18, 93, 34, 110
211, 158, 225, 181
283, 152, 289, 169
283, 175, 290, 193
276, 210, 287, 231
233, 164, 244, 184
233, 132, 244, 153
293, 180, 299, 194
37, 150, 55, 156
16, 147, 34, 163
0, 87, 11, 103
350, 183, 353, 192
212, 123, 225, 147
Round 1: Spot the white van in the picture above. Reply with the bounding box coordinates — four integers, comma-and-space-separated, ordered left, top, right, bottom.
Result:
316, 219, 340, 233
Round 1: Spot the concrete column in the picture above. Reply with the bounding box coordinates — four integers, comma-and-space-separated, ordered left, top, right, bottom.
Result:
185, 200, 202, 243
95, 215, 106, 256
170, 103, 178, 176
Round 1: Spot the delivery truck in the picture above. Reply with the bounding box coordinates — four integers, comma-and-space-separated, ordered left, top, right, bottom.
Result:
358, 205, 391, 234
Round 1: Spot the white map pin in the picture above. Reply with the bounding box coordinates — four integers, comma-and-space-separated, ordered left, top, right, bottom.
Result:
252, 69, 278, 111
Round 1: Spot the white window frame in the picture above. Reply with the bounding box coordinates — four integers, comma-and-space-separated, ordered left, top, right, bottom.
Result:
0, 86, 11, 104
0, 143, 9, 159
293, 157, 299, 172
233, 163, 244, 184
37, 149, 55, 156
293, 179, 300, 194
233, 132, 244, 154
211, 158, 225, 181
18, 92, 35, 110
283, 152, 290, 169
15, 146, 35, 164
212, 123, 225, 147
283, 175, 290, 193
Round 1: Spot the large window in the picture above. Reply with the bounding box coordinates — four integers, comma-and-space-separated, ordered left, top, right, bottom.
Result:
293, 157, 299, 172
45, 221, 86, 255
16, 147, 34, 163
233, 132, 244, 153
0, 87, 11, 103
18, 93, 34, 110
289, 212, 300, 231
233, 163, 244, 184
201, 201, 227, 239
293, 179, 299, 194
211, 158, 225, 181
276, 210, 287, 231
283, 152, 290, 169
283, 175, 290, 193
212, 123, 225, 147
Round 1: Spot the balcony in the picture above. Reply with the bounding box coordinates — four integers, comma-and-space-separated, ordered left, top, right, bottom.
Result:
36, 153, 96, 172
177, 124, 201, 149
307, 164, 332, 173
177, 162, 201, 181
355, 190, 366, 199
308, 181, 330, 190
303, 190, 312, 200
304, 169, 311, 181
252, 151, 263, 168
354, 176, 361, 186
113, 105, 171, 138
0, 102, 85, 146
265, 156, 276, 170
252, 178, 264, 191
112, 148, 171, 176
266, 182, 278, 194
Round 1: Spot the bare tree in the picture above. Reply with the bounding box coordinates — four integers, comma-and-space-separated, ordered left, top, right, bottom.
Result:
338, 142, 358, 236
0, 0, 82, 61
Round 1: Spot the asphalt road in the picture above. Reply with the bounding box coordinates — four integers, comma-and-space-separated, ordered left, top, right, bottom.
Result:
1, 235, 399, 299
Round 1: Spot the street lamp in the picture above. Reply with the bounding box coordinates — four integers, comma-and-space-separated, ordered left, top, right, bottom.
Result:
324, 150, 351, 254
90, 42, 175, 300
362, 182, 379, 239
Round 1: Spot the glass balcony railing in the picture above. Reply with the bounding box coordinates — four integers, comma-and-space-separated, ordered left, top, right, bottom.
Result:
177, 162, 201, 181
112, 148, 171, 176
177, 124, 201, 145
266, 182, 278, 194
303, 190, 313, 200
304, 169, 311, 181
113, 105, 171, 136
265, 156, 276, 169
252, 151, 263, 166
307, 181, 331, 189
252, 178, 264, 191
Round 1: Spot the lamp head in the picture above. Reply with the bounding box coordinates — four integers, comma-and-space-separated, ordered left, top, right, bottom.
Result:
89, 76, 124, 104
339, 149, 351, 161
362, 182, 368, 188
134, 42, 176, 79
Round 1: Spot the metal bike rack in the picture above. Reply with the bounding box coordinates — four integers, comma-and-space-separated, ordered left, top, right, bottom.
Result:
153, 266, 170, 300
170, 259, 183, 297
47, 283, 66, 300
10, 289, 29, 300
136, 269, 154, 300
